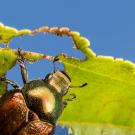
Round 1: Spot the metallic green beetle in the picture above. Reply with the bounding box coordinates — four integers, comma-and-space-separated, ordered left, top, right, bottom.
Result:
2, 49, 87, 134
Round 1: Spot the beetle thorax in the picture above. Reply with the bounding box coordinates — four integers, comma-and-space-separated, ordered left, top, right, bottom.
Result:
47, 71, 71, 93
22, 80, 64, 123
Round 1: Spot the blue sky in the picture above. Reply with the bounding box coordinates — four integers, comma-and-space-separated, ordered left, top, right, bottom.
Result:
1, 0, 135, 134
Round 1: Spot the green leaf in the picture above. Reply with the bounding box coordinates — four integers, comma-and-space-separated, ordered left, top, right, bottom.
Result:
58, 32, 135, 135
0, 48, 54, 95
0, 22, 31, 44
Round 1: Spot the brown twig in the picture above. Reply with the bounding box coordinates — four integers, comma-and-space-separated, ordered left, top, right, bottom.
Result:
31, 26, 72, 37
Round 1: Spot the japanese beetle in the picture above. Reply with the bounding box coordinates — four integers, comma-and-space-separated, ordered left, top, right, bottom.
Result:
0, 49, 87, 135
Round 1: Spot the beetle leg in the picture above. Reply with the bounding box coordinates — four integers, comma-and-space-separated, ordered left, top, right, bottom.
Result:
64, 93, 76, 102
63, 100, 68, 108
0, 77, 19, 89
17, 48, 28, 84
63, 94, 76, 109
53, 56, 59, 73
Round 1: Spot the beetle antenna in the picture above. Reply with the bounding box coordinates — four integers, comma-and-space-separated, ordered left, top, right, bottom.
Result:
69, 83, 87, 88
53, 56, 59, 73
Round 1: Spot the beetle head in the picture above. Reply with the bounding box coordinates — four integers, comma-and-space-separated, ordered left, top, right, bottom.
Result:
44, 70, 71, 95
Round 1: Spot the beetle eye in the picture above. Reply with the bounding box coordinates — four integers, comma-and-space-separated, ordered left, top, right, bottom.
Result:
62, 89, 68, 96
